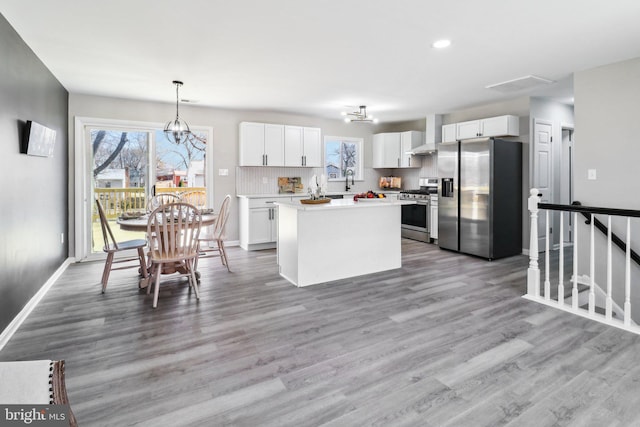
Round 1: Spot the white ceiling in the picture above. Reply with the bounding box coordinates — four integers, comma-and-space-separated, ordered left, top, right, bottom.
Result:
2, 0, 640, 122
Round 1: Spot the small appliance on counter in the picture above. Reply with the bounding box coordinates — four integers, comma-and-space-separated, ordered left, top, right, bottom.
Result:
278, 177, 304, 193
399, 177, 438, 243
379, 176, 401, 189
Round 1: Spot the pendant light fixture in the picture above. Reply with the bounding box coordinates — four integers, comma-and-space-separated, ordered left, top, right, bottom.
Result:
341, 105, 378, 123
164, 80, 192, 144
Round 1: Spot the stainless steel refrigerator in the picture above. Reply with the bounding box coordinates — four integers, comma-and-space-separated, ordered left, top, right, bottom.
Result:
438, 138, 522, 260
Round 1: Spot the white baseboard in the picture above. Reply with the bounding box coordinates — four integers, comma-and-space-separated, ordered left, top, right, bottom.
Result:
0, 257, 73, 352
225, 240, 240, 247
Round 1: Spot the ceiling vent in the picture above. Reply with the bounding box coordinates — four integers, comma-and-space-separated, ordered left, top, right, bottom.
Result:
486, 75, 554, 93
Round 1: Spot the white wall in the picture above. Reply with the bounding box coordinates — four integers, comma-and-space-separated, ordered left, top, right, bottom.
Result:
574, 56, 640, 320
68, 94, 385, 253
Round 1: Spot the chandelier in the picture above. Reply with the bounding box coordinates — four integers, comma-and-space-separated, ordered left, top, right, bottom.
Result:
341, 105, 378, 123
164, 80, 192, 144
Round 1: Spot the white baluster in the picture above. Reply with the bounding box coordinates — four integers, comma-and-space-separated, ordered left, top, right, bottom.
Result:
527, 189, 540, 297
589, 214, 595, 315
572, 212, 579, 310
606, 216, 613, 320
625, 218, 631, 326
558, 212, 564, 307
544, 210, 550, 300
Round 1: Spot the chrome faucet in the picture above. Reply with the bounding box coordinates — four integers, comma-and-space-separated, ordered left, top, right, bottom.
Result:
345, 169, 355, 192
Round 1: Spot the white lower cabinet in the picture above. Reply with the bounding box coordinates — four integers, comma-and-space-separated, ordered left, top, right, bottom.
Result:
239, 197, 279, 250
248, 207, 277, 244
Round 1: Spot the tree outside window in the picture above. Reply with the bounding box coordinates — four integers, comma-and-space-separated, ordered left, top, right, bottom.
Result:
324, 136, 363, 181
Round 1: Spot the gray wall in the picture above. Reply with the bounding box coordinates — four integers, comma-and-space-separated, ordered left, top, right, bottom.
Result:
68, 94, 384, 254
0, 15, 69, 333
574, 56, 640, 319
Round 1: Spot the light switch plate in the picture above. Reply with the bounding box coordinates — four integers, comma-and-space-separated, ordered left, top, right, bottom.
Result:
587, 169, 597, 180
218, 168, 228, 176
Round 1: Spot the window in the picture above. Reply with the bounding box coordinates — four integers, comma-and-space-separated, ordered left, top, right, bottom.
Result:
323, 136, 363, 181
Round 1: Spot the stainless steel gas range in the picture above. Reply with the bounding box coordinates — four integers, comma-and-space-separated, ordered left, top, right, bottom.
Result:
399, 178, 438, 243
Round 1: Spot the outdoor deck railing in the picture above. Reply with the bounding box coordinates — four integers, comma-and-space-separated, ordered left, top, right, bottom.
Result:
93, 187, 206, 220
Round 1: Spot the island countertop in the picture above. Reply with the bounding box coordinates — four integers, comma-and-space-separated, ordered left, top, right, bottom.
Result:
274, 198, 415, 211
277, 198, 409, 287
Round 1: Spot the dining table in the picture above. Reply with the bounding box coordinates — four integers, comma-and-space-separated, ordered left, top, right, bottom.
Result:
116, 211, 218, 288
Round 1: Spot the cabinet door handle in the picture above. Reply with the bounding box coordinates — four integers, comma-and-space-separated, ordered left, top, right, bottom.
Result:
268, 208, 272, 220
265, 154, 268, 165
262, 154, 266, 166
397, 158, 400, 167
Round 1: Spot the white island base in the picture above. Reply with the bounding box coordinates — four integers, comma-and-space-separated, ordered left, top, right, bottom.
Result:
276, 199, 406, 287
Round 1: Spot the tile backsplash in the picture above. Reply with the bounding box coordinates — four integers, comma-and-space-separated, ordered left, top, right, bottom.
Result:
236, 167, 322, 195
236, 154, 437, 195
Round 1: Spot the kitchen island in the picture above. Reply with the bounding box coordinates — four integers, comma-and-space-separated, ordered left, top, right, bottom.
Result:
275, 198, 414, 287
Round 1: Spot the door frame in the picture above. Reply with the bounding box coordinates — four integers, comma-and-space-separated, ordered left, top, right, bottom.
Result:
73, 116, 213, 261
531, 117, 554, 251
560, 122, 575, 243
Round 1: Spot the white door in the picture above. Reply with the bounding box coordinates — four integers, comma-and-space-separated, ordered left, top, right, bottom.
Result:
533, 118, 553, 250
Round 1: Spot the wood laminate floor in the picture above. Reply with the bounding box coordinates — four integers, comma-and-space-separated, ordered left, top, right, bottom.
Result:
2, 240, 640, 426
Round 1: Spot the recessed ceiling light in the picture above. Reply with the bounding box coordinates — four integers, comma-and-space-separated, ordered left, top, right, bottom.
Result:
432, 39, 451, 49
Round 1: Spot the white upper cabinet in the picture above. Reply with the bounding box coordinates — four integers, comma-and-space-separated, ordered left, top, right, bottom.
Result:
442, 124, 457, 143
373, 131, 422, 168
302, 127, 322, 167
284, 126, 322, 167
456, 120, 482, 140
454, 115, 520, 140
373, 133, 400, 168
264, 124, 285, 166
239, 122, 266, 166
239, 122, 285, 166
400, 131, 423, 168
284, 126, 304, 167
241, 122, 320, 167
481, 115, 519, 137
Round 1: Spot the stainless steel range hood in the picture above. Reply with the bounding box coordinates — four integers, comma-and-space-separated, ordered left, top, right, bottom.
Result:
406, 114, 442, 156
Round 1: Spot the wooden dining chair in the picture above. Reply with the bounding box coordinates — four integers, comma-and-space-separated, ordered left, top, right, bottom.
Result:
146, 202, 202, 308
181, 190, 207, 210
147, 192, 181, 212
195, 195, 232, 273
95, 199, 148, 293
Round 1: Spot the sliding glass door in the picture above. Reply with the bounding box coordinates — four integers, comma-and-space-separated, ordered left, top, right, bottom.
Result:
91, 128, 151, 253
76, 117, 212, 261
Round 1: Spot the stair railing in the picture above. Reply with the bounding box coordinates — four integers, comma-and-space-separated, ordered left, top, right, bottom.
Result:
526, 188, 640, 334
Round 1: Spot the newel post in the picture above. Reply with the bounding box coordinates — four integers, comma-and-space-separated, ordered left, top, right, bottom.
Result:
527, 189, 541, 297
